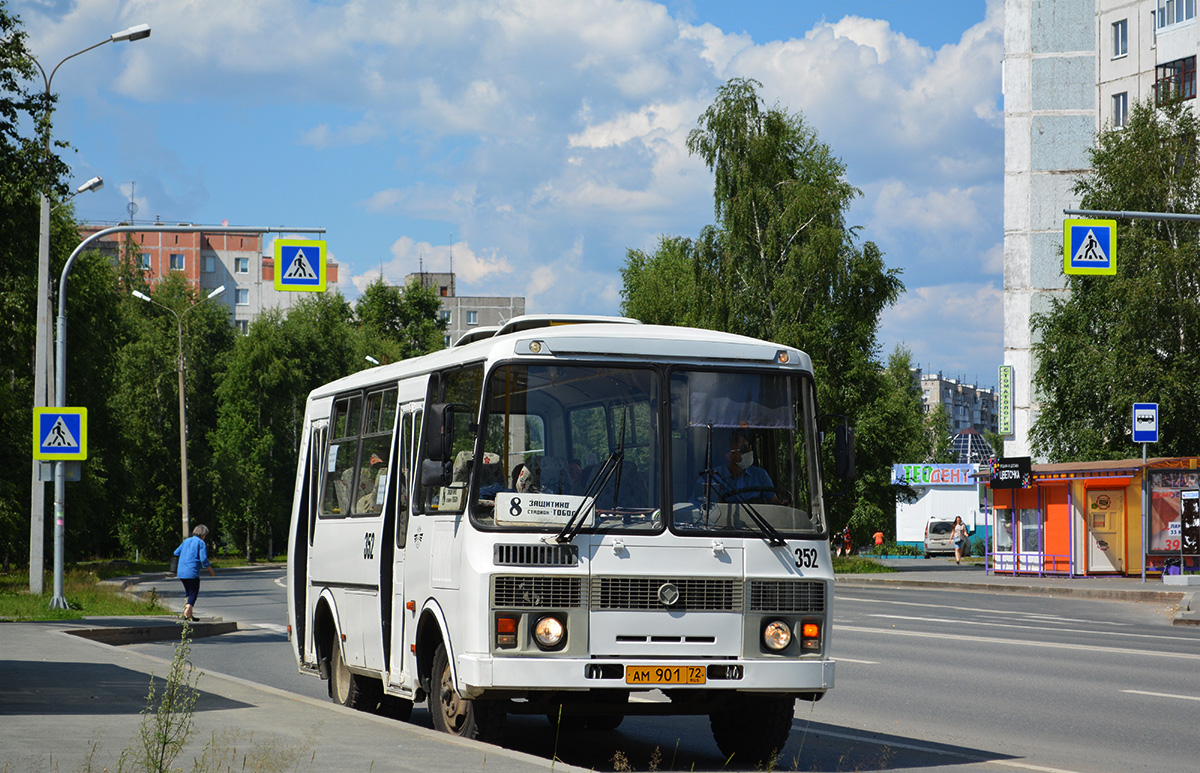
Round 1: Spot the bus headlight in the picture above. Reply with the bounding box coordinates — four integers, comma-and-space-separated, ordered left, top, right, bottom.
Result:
533, 615, 565, 649
762, 619, 792, 651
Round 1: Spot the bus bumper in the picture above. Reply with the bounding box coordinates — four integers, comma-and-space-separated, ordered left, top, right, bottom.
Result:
456, 654, 834, 696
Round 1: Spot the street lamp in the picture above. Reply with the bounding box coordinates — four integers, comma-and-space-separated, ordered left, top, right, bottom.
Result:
132, 285, 226, 542
364, 355, 380, 365
51, 224, 322, 611
27, 24, 150, 596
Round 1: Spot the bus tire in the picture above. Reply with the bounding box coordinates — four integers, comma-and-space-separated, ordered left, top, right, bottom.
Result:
328, 636, 380, 710
430, 643, 506, 743
709, 693, 794, 765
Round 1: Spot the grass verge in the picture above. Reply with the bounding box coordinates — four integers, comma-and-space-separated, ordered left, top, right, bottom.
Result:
832, 556, 897, 574
0, 562, 170, 621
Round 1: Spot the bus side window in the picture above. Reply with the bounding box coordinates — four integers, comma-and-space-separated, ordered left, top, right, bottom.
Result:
321, 395, 363, 516
396, 411, 416, 547
353, 387, 398, 514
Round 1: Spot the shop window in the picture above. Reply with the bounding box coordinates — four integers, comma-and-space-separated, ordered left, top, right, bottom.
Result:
1150, 470, 1199, 552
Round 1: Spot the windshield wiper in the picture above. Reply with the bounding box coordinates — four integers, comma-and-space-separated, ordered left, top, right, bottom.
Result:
555, 449, 623, 543
734, 498, 787, 547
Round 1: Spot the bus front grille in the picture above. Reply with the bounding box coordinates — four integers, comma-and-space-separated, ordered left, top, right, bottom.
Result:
591, 577, 743, 611
748, 580, 826, 613
492, 576, 586, 609
493, 543, 579, 567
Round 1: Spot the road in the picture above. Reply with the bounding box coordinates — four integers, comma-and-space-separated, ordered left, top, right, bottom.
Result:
133, 567, 1200, 771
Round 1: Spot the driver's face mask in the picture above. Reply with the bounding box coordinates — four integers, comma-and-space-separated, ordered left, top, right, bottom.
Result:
732, 447, 753, 471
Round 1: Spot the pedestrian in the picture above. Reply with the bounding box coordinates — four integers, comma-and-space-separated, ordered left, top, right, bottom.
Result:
173, 524, 215, 621
951, 515, 969, 565
841, 526, 852, 557
873, 530, 884, 548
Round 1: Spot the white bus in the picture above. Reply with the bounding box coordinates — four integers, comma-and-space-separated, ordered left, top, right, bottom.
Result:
286, 315, 851, 763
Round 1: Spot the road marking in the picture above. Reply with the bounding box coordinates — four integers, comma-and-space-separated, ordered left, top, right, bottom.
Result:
855, 612, 1183, 644
274, 577, 286, 588
837, 625, 1200, 662
838, 595, 1135, 626
806, 727, 1084, 773
1121, 689, 1200, 702
252, 623, 289, 634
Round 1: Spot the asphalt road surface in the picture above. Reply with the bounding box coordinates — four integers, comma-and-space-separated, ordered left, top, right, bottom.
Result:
133, 567, 1200, 771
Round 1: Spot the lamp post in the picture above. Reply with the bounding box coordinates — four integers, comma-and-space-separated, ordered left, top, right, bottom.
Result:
27, 24, 150, 596
132, 285, 226, 541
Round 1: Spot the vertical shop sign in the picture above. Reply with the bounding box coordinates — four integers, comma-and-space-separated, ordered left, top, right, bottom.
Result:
998, 365, 1014, 436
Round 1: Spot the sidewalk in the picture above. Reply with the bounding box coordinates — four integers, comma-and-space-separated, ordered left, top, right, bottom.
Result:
837, 557, 1199, 625
0, 615, 580, 772
3, 563, 1195, 771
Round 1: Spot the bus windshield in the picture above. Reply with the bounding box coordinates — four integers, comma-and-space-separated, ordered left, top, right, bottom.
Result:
475, 364, 661, 532
473, 362, 823, 538
668, 369, 823, 539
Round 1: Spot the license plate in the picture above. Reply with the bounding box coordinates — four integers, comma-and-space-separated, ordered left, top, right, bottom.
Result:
625, 665, 706, 685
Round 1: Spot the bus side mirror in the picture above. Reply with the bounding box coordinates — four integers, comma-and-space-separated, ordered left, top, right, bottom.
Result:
834, 424, 855, 480
420, 401, 471, 486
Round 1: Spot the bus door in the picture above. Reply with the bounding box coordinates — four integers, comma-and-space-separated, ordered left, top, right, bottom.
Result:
387, 391, 426, 690
292, 415, 327, 668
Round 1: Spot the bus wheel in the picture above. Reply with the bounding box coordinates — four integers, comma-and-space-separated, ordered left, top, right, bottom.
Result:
430, 643, 506, 742
709, 694, 794, 765
584, 712, 624, 731
328, 636, 380, 710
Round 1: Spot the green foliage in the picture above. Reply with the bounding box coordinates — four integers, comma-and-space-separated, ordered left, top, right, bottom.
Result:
356, 276, 447, 358
1031, 99, 1200, 461
621, 78, 914, 542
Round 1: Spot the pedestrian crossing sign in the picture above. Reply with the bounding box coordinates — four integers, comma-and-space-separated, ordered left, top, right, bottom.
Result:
1064, 219, 1117, 275
274, 239, 327, 292
33, 407, 87, 460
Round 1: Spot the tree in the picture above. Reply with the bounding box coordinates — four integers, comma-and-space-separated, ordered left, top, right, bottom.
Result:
355, 277, 447, 359
0, 2, 84, 569
111, 273, 235, 558
621, 78, 911, 540
1031, 99, 1200, 461
209, 293, 361, 559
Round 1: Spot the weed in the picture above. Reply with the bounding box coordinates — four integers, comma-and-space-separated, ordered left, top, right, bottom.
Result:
118, 622, 202, 772
612, 750, 632, 772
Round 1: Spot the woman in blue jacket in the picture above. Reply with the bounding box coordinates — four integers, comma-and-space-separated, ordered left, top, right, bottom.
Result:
173, 524, 215, 621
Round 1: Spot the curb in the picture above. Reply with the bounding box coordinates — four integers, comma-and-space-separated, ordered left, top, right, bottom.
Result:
1174, 591, 1200, 627
65, 619, 240, 645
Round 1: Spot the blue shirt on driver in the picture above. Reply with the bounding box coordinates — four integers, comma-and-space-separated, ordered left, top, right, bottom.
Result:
692, 465, 774, 507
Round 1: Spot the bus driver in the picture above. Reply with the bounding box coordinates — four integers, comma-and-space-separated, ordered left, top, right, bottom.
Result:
692, 429, 784, 507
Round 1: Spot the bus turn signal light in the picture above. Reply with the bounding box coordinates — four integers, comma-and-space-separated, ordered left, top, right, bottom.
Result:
496, 616, 518, 648
800, 621, 821, 651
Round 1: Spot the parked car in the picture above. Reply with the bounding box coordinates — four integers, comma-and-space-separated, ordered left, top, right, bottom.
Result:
924, 517, 959, 557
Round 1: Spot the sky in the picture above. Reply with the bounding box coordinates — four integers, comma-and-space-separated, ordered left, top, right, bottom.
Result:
17, 0, 1003, 388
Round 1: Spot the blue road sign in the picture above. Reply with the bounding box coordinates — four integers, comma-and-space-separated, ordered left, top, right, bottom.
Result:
1064, 219, 1116, 275
1132, 402, 1158, 443
275, 239, 327, 292
33, 407, 87, 460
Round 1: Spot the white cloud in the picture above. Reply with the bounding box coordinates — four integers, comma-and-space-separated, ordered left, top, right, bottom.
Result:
880, 282, 1003, 383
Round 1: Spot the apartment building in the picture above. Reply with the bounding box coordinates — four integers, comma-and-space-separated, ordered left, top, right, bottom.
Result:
1004, 0, 1195, 457
404, 272, 526, 346
79, 225, 340, 332
919, 371, 1000, 435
